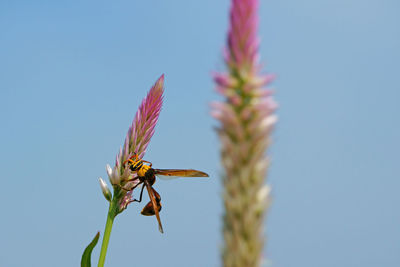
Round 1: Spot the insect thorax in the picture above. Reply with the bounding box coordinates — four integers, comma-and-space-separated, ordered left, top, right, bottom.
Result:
138, 166, 155, 185
138, 164, 151, 177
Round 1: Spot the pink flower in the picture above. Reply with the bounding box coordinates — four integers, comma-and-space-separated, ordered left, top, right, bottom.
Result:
105, 75, 164, 211
226, 0, 261, 75
213, 0, 277, 266
121, 75, 164, 161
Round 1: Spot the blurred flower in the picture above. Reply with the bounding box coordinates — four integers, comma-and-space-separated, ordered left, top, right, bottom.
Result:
213, 0, 277, 266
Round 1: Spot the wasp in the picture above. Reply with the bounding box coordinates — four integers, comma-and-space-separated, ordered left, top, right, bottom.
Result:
123, 153, 208, 233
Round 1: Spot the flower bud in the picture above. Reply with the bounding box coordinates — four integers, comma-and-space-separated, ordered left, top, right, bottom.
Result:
107, 164, 121, 185
106, 164, 113, 179
99, 177, 112, 202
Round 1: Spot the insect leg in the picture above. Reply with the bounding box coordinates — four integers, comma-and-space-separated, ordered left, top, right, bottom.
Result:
141, 159, 152, 167
123, 154, 139, 165
121, 178, 141, 191
131, 184, 145, 203
124, 183, 145, 207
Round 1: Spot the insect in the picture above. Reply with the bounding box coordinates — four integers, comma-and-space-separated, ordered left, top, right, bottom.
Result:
123, 153, 209, 233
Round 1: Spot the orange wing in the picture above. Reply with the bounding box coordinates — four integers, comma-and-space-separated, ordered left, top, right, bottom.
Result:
144, 181, 164, 233
154, 169, 209, 178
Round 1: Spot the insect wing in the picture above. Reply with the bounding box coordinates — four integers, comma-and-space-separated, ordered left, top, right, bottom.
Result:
141, 188, 162, 216
154, 169, 209, 180
144, 181, 164, 233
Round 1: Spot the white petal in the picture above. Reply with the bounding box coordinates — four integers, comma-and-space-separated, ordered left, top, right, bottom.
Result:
99, 177, 112, 202
106, 164, 113, 178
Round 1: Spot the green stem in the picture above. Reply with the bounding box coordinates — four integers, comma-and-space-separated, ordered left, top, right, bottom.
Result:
98, 194, 118, 267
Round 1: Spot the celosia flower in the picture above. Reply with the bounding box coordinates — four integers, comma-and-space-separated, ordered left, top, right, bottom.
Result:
105, 74, 164, 213
213, 0, 277, 266
93, 75, 165, 267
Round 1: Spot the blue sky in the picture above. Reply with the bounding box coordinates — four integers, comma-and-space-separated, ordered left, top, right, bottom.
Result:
0, 0, 399, 266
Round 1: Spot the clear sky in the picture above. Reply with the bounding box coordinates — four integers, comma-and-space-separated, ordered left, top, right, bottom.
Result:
1, 0, 399, 266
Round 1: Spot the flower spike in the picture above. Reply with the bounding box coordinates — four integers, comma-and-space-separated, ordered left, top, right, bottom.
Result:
110, 75, 164, 212
213, 0, 277, 266
96, 75, 165, 267
120, 74, 164, 164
